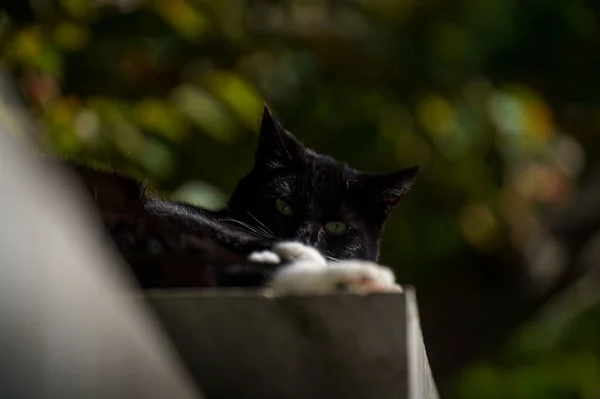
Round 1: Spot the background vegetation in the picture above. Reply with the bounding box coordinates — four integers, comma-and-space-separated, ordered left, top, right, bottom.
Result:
2, 0, 600, 397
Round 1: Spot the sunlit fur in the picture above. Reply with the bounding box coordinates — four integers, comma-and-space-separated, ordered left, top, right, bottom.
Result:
225, 106, 418, 262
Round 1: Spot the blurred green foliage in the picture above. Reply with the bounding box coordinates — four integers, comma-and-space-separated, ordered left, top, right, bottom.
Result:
460, 303, 600, 399
2, 0, 600, 397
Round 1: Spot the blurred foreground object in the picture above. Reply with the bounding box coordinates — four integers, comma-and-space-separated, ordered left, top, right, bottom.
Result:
0, 70, 203, 399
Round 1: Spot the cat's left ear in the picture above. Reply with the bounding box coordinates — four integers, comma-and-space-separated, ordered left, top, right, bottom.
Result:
353, 166, 419, 214
255, 104, 304, 169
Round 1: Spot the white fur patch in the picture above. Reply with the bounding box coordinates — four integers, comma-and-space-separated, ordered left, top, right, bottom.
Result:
248, 241, 327, 266
248, 250, 281, 264
259, 241, 402, 295
271, 241, 327, 265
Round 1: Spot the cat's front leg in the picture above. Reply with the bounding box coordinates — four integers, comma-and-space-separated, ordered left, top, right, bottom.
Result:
248, 241, 327, 265
268, 258, 402, 295
249, 242, 402, 295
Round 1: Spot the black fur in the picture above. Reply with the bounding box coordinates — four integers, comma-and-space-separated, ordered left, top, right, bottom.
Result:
70, 163, 276, 288
225, 105, 418, 261
70, 105, 417, 288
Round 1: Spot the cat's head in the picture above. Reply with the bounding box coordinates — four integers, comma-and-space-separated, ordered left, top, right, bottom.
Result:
227, 105, 418, 261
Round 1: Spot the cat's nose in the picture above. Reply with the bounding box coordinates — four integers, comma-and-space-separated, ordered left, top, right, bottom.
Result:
295, 224, 321, 248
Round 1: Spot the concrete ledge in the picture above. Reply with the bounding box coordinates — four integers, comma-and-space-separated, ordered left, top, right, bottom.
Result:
147, 288, 439, 399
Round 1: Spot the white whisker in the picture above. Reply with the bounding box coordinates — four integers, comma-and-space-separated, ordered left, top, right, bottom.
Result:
245, 211, 274, 236
219, 217, 273, 239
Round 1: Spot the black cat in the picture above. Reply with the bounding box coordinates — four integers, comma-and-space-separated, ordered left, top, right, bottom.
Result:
226, 105, 418, 261
71, 105, 417, 289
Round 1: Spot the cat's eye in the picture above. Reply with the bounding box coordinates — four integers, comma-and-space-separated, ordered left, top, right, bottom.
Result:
276, 198, 293, 215
325, 221, 348, 235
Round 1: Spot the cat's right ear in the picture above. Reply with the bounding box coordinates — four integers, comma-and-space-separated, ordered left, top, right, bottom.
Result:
350, 166, 419, 216
255, 104, 304, 169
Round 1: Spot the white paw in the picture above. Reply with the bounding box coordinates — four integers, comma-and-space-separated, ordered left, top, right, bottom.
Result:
248, 241, 325, 265
248, 250, 281, 264
271, 241, 327, 266
267, 259, 402, 295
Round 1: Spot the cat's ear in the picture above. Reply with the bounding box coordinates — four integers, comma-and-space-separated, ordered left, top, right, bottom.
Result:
255, 104, 304, 169
352, 166, 419, 214
71, 164, 147, 212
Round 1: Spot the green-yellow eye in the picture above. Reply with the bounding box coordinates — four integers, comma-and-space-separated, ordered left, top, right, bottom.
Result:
276, 198, 293, 215
325, 221, 348, 235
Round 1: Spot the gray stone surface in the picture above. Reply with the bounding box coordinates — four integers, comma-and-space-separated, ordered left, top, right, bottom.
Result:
147, 288, 439, 399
